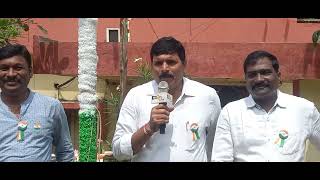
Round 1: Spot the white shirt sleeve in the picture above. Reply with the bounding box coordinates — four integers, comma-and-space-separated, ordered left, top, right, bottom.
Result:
112, 89, 138, 161
310, 106, 320, 150
211, 106, 234, 162
206, 92, 221, 161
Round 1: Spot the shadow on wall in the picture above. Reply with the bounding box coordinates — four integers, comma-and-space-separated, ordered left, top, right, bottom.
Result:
303, 44, 320, 78
212, 85, 249, 108
33, 36, 70, 74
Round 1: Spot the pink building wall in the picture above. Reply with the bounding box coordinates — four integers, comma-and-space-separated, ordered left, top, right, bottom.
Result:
17, 18, 320, 53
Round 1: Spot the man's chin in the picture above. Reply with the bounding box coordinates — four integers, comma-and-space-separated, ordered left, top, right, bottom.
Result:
2, 86, 21, 93
252, 91, 276, 99
159, 78, 174, 85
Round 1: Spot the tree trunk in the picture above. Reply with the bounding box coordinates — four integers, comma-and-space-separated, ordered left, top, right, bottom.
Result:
119, 18, 129, 106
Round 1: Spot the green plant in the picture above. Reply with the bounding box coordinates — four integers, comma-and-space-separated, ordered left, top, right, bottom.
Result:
104, 90, 121, 117
0, 18, 47, 47
134, 57, 153, 85
103, 88, 121, 153
100, 140, 118, 162
312, 30, 320, 47
104, 57, 152, 117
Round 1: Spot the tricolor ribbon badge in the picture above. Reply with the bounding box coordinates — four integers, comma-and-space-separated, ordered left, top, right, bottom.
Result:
17, 120, 28, 142
190, 123, 200, 141
274, 129, 288, 148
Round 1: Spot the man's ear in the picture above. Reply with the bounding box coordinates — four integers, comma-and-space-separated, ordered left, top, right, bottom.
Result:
244, 73, 248, 80
29, 68, 33, 77
277, 72, 282, 85
183, 59, 187, 67
277, 71, 281, 79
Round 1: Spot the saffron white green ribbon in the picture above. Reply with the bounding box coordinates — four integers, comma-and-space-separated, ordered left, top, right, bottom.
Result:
17, 120, 28, 141
190, 123, 200, 141
274, 129, 288, 147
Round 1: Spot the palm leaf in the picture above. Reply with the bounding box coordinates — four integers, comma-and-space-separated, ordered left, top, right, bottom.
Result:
312, 30, 320, 46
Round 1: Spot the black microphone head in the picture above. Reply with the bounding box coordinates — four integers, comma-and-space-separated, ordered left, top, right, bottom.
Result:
158, 81, 169, 93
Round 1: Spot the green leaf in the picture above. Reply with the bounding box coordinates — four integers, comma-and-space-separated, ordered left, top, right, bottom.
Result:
28, 19, 34, 23
22, 24, 29, 31
0, 18, 25, 46
312, 30, 320, 46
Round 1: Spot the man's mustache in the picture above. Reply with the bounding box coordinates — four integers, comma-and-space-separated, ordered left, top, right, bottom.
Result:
252, 82, 269, 90
159, 73, 174, 79
5, 78, 18, 82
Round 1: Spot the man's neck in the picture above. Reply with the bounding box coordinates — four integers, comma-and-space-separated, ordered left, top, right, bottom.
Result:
254, 94, 278, 113
1, 89, 30, 106
169, 81, 184, 104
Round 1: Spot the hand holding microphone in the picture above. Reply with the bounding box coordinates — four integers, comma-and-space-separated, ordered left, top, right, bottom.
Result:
149, 81, 173, 134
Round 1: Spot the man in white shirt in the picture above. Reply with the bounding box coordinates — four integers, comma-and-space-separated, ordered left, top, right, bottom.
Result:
112, 36, 221, 162
212, 50, 320, 162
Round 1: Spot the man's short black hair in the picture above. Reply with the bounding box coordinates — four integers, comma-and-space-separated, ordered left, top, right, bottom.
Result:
243, 50, 279, 73
0, 44, 32, 69
150, 36, 186, 64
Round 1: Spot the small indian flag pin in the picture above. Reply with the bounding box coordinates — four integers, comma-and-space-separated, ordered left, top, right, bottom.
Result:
34, 121, 41, 129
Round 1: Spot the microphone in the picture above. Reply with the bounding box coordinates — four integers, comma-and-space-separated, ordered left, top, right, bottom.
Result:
157, 81, 172, 134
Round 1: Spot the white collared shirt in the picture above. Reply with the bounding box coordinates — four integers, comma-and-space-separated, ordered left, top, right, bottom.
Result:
212, 90, 320, 162
112, 77, 221, 162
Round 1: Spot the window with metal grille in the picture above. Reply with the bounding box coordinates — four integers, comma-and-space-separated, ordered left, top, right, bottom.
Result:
106, 28, 120, 42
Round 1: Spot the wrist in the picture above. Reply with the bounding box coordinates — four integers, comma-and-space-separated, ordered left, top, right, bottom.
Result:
143, 123, 153, 136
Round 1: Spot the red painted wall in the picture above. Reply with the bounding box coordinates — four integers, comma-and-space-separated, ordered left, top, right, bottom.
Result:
18, 18, 320, 52
15, 18, 320, 80
33, 36, 320, 80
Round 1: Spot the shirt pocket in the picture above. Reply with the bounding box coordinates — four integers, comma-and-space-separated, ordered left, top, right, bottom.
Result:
30, 117, 53, 139
275, 132, 300, 155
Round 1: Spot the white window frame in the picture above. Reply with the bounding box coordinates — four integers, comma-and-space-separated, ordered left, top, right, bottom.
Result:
106, 28, 120, 42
